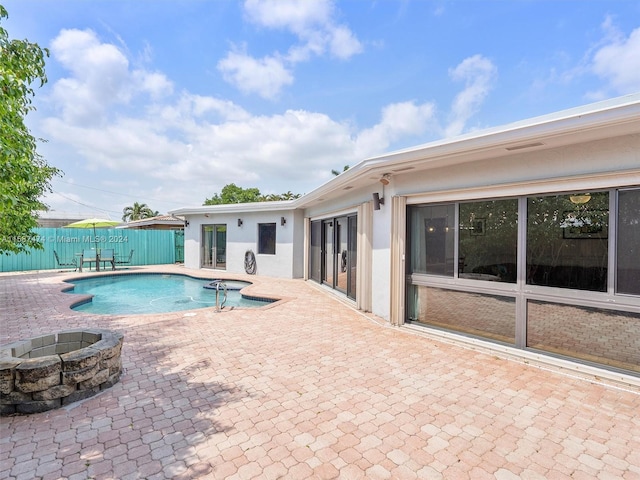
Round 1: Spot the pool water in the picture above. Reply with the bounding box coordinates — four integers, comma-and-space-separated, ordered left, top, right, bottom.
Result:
66, 274, 273, 315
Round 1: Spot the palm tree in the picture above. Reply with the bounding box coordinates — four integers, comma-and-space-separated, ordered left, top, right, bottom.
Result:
332, 165, 350, 176
260, 191, 302, 201
279, 191, 301, 200
122, 202, 158, 222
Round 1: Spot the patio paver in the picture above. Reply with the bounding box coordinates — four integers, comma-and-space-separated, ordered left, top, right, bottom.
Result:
1, 265, 639, 479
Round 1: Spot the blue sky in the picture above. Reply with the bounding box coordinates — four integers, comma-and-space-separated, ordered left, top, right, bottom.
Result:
4, 0, 640, 219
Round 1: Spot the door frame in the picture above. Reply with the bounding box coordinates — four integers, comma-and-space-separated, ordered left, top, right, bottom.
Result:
201, 224, 227, 269
320, 214, 357, 300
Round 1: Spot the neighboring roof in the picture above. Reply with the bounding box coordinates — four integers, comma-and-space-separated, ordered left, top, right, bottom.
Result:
170, 93, 640, 215
36, 211, 119, 228
118, 215, 185, 229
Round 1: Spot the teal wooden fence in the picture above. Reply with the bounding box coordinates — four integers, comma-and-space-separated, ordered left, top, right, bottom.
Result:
0, 228, 177, 273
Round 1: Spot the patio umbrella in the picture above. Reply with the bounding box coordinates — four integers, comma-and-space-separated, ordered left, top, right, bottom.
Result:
64, 218, 121, 244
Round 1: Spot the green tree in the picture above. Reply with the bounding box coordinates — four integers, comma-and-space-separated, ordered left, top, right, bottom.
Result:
261, 191, 301, 201
203, 183, 301, 205
204, 183, 263, 205
0, 6, 61, 255
332, 165, 349, 176
122, 202, 158, 222
279, 191, 301, 200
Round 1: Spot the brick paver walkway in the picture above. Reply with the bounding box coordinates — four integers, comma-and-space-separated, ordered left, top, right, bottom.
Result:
1, 265, 639, 479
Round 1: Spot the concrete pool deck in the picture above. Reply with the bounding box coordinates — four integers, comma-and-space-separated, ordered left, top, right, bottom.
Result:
1, 265, 639, 479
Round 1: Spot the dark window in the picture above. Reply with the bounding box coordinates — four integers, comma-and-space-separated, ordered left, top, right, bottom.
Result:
408, 204, 455, 276
458, 199, 518, 283
527, 192, 608, 291
617, 189, 640, 295
258, 223, 276, 255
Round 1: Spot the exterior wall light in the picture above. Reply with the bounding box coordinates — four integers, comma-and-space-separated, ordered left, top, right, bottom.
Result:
238, 219, 243, 227
281, 217, 286, 226
374, 174, 391, 210
373, 192, 384, 210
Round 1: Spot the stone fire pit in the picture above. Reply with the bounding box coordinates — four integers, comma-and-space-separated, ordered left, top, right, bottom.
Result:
0, 329, 124, 415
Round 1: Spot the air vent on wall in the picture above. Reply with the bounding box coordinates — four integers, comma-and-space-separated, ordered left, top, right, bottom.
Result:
505, 142, 544, 151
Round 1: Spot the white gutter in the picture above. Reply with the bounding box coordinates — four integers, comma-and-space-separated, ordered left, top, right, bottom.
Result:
170, 200, 298, 216
294, 93, 640, 207
170, 93, 640, 215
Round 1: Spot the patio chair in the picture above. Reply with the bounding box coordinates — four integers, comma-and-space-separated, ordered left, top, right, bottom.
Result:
81, 249, 97, 271
53, 250, 77, 271
115, 249, 134, 268
100, 249, 115, 271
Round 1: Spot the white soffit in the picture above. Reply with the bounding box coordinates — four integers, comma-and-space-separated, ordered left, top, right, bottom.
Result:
170, 200, 297, 216
368, 96, 640, 172
296, 93, 640, 206
169, 94, 640, 215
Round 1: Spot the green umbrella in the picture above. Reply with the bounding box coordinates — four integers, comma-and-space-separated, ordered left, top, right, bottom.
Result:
65, 218, 121, 245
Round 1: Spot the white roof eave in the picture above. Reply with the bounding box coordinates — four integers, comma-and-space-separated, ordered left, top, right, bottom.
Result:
296, 93, 640, 207
170, 200, 298, 216
170, 93, 640, 215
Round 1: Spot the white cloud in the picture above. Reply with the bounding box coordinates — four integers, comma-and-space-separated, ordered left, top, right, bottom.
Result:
445, 54, 497, 137
49, 29, 173, 125
43, 33, 358, 194
556, 17, 640, 101
219, 0, 363, 98
43, 190, 100, 217
42, 30, 490, 214
244, 0, 334, 32
50, 29, 131, 124
355, 101, 436, 158
327, 25, 363, 60
181, 94, 252, 122
217, 49, 294, 99
591, 21, 640, 95
244, 0, 363, 60
42, 117, 184, 174
132, 71, 174, 100
156, 109, 357, 189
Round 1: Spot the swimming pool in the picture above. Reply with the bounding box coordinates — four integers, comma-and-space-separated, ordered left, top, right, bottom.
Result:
65, 274, 274, 315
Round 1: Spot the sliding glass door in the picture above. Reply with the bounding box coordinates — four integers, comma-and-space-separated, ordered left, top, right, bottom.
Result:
202, 224, 226, 269
318, 215, 357, 300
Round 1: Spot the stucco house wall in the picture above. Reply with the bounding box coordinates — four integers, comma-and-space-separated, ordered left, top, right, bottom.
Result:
293, 95, 640, 325
393, 134, 639, 200
173, 93, 640, 332
180, 207, 299, 279
171, 94, 640, 378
